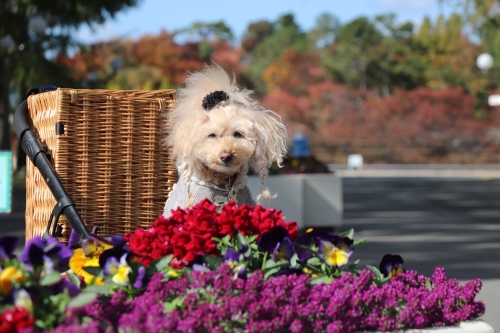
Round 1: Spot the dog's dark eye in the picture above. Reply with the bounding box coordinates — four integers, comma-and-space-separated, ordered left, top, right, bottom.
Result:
233, 131, 243, 138
208, 133, 217, 138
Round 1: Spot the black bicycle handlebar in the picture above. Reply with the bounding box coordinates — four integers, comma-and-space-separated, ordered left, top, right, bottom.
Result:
14, 93, 89, 239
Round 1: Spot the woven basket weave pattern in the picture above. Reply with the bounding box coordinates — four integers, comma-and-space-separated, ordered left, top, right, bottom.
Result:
25, 88, 177, 241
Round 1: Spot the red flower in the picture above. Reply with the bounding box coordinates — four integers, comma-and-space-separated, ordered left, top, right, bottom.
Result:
124, 199, 298, 267
0, 307, 35, 333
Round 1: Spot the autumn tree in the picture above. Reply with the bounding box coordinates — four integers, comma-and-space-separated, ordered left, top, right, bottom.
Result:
246, 13, 309, 94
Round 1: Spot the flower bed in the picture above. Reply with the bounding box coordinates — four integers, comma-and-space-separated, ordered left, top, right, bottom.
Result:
0, 200, 486, 333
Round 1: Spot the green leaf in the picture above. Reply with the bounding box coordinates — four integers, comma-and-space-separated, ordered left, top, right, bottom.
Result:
306, 257, 321, 266
244, 246, 252, 257
247, 234, 259, 243
203, 255, 223, 270
184, 269, 193, 284
40, 271, 62, 286
164, 296, 184, 313
82, 266, 102, 277
264, 267, 281, 279
250, 243, 259, 251
236, 233, 248, 251
264, 259, 289, 270
374, 276, 391, 287
261, 251, 268, 270
365, 265, 384, 280
311, 275, 333, 285
67, 292, 98, 308
426, 279, 433, 291
83, 285, 111, 295
155, 254, 173, 271
295, 244, 316, 254
221, 235, 232, 246
354, 259, 360, 265
264, 259, 277, 269
352, 238, 368, 248
66, 271, 81, 288
341, 228, 354, 240
321, 263, 327, 273
35, 319, 47, 330
290, 253, 299, 268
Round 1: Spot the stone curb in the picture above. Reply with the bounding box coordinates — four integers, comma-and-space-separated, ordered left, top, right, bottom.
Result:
355, 320, 496, 333
335, 170, 500, 179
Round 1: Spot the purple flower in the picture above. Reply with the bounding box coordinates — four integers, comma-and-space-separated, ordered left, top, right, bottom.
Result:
223, 249, 247, 279
47, 266, 485, 333
19, 236, 72, 272
258, 226, 296, 262
295, 228, 348, 262
133, 266, 148, 289
0, 236, 18, 261
98, 235, 135, 268
379, 254, 405, 278
68, 229, 82, 250
188, 255, 211, 272
223, 248, 242, 263
52, 280, 80, 297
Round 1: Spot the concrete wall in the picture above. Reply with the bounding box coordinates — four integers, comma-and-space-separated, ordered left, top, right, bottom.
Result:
247, 174, 343, 230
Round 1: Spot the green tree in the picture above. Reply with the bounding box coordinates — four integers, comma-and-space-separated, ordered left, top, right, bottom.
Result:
173, 21, 234, 60
246, 13, 309, 94
323, 17, 383, 96
0, 0, 141, 149
308, 13, 341, 50
241, 20, 275, 53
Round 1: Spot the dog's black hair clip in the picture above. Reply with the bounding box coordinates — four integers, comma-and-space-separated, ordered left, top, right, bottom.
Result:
202, 90, 229, 110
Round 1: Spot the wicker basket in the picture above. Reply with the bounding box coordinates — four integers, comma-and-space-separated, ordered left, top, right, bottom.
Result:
25, 88, 178, 242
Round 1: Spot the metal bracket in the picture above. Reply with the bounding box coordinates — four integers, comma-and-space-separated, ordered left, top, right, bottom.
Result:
43, 196, 76, 239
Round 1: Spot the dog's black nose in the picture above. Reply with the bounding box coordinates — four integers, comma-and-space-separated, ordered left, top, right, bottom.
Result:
219, 152, 233, 164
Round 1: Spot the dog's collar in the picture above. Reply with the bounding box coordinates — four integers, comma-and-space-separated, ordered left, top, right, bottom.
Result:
190, 176, 232, 192
190, 174, 247, 192
190, 171, 248, 209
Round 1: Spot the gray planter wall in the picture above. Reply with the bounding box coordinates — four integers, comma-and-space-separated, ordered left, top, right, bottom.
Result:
247, 174, 343, 230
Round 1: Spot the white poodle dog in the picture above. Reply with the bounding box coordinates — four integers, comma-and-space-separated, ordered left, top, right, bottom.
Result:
163, 64, 287, 217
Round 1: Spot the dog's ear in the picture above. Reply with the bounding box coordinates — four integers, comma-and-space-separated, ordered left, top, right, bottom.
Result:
248, 110, 287, 200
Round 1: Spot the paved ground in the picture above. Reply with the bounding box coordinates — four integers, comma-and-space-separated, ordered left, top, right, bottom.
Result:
342, 178, 500, 332
1, 177, 499, 331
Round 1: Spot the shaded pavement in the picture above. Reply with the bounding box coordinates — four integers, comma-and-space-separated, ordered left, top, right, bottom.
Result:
342, 178, 500, 332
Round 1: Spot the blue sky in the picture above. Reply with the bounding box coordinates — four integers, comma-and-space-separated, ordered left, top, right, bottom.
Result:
75, 0, 457, 43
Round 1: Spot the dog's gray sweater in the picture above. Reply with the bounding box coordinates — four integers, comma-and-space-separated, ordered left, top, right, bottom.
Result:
163, 172, 256, 218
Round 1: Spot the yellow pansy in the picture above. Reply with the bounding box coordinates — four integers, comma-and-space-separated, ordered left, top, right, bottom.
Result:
69, 248, 104, 285
0, 266, 26, 295
319, 240, 351, 267
390, 265, 404, 278
82, 235, 113, 258
103, 254, 132, 286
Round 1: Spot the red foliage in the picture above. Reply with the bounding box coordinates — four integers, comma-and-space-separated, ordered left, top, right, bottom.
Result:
264, 80, 498, 163
0, 307, 34, 333
132, 31, 205, 85
211, 41, 245, 73
124, 199, 298, 268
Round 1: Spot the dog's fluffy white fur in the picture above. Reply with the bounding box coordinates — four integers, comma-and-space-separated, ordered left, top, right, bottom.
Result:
163, 64, 287, 212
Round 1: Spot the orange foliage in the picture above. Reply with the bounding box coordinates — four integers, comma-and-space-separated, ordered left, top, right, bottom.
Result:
264, 81, 499, 163
263, 49, 325, 95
